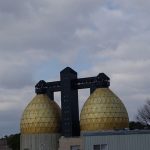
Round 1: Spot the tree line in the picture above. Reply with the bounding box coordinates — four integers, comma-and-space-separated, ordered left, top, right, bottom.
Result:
1, 133, 20, 150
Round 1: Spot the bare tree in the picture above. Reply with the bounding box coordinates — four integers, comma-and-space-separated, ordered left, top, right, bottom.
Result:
136, 100, 150, 126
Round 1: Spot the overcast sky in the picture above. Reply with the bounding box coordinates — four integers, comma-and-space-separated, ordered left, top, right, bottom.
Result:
0, 0, 150, 137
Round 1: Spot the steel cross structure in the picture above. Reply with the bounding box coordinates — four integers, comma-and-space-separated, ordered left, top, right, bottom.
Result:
35, 67, 110, 137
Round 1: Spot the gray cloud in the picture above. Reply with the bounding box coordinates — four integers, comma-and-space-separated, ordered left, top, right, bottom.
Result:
0, 0, 104, 52
0, 86, 34, 136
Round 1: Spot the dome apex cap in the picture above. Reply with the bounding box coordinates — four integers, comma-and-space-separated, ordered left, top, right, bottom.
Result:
35, 80, 48, 94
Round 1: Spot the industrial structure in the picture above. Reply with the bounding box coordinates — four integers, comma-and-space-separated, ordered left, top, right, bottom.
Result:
20, 67, 150, 150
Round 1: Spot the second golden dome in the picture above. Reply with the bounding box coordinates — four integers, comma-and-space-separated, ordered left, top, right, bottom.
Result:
80, 88, 129, 132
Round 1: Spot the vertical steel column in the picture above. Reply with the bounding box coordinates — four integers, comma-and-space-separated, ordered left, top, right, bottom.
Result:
46, 90, 54, 100
60, 67, 80, 137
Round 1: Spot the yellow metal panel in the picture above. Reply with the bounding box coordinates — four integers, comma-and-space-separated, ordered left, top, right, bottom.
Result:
20, 94, 61, 134
80, 88, 129, 131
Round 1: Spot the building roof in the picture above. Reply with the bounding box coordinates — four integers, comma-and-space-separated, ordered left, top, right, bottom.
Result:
81, 130, 150, 136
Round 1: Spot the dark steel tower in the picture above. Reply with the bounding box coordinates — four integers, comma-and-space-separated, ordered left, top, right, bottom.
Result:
35, 67, 110, 137
60, 67, 80, 137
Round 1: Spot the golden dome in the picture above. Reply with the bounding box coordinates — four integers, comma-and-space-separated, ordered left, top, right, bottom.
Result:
80, 88, 129, 132
20, 94, 61, 134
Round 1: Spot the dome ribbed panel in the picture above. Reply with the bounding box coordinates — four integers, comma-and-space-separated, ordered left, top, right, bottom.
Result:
20, 94, 61, 134
80, 88, 129, 131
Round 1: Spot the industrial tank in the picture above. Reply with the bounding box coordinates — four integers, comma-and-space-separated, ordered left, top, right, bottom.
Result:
80, 88, 129, 132
20, 93, 61, 150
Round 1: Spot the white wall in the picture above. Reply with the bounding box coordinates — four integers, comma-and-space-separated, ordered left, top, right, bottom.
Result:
21, 133, 60, 150
84, 133, 150, 150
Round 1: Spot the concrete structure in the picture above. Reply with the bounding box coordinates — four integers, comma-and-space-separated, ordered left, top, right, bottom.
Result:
20, 134, 60, 150
58, 130, 150, 150
59, 137, 83, 150
82, 130, 150, 150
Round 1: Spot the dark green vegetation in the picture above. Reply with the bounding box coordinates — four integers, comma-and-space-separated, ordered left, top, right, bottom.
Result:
129, 121, 149, 130
4, 133, 20, 150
